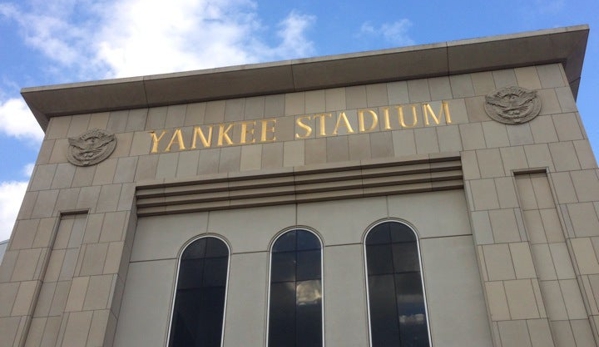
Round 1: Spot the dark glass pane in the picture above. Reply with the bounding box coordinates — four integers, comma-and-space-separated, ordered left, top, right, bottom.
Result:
296, 281, 322, 346
366, 224, 391, 245
389, 223, 416, 243
395, 273, 425, 313
368, 274, 400, 347
297, 250, 321, 281
196, 287, 226, 347
366, 244, 394, 275
273, 230, 296, 252
399, 314, 430, 347
182, 239, 206, 260
170, 237, 229, 347
395, 274, 428, 347
205, 238, 229, 257
271, 252, 296, 282
297, 230, 321, 251
392, 242, 420, 273
178, 259, 204, 290
170, 290, 201, 347
169, 310, 195, 347
269, 282, 296, 346
203, 257, 228, 287
169, 290, 201, 347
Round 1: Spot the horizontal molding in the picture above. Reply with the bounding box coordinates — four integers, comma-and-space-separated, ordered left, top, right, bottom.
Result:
136, 155, 463, 216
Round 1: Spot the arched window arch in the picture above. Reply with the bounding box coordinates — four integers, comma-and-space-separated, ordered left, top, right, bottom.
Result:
365, 221, 430, 347
168, 236, 230, 347
267, 229, 323, 347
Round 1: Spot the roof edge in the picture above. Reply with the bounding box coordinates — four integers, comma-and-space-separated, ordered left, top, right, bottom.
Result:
21, 25, 590, 131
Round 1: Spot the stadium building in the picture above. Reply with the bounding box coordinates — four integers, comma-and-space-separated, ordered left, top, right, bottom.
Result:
0, 25, 598, 347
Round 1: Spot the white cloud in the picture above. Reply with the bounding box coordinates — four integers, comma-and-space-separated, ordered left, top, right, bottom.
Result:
0, 97, 44, 144
94, 0, 260, 77
0, 181, 28, 241
360, 19, 414, 46
272, 11, 316, 58
0, 3, 88, 67
1, 0, 317, 80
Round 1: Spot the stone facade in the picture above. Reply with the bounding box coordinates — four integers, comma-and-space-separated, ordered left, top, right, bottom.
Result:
1, 25, 598, 346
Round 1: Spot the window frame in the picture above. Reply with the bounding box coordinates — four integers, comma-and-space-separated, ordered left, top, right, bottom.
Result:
166, 235, 232, 347
265, 227, 326, 347
363, 219, 432, 347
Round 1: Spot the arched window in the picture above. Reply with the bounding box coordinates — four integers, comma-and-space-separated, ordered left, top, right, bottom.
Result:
168, 237, 229, 347
268, 229, 323, 347
365, 221, 430, 347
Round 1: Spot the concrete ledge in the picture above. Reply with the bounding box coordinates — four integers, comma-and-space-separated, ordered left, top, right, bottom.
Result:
21, 25, 589, 131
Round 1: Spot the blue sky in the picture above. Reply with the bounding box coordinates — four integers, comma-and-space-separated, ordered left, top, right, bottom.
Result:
0, 0, 598, 241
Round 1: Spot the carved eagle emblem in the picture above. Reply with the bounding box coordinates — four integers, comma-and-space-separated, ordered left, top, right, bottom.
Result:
484, 86, 541, 124
67, 129, 117, 166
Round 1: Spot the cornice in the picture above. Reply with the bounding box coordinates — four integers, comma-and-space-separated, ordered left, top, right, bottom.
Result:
21, 25, 589, 131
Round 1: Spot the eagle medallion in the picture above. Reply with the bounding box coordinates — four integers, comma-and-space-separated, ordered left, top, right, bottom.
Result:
67, 129, 117, 166
484, 86, 542, 124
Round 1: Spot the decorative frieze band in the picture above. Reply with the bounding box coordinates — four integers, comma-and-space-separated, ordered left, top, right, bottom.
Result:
135, 154, 463, 216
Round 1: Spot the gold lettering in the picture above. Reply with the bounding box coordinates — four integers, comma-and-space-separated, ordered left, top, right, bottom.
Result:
332, 112, 355, 135
296, 116, 313, 139
240, 121, 256, 144
423, 101, 452, 125
381, 107, 392, 130
444, 101, 452, 124
218, 123, 234, 146
150, 130, 167, 153
191, 126, 213, 149
314, 113, 332, 136
164, 129, 186, 152
164, 129, 185, 152
260, 118, 277, 142
398, 105, 418, 128
147, 100, 455, 152
358, 109, 378, 132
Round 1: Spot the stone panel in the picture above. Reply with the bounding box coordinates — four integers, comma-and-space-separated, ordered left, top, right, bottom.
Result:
421, 235, 493, 347
515, 66, 542, 90
298, 197, 387, 246
498, 320, 532, 347
460, 123, 486, 150
324, 244, 369, 347
471, 72, 496, 96
387, 81, 409, 105
408, 79, 431, 102
492, 69, 517, 89
209, 205, 296, 253
113, 259, 177, 347
67, 115, 91, 137
428, 76, 452, 100
131, 213, 209, 262
223, 252, 268, 347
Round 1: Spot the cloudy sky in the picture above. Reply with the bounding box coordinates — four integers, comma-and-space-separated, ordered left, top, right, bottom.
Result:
0, 0, 598, 241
